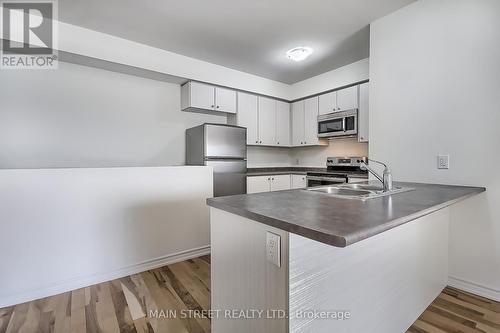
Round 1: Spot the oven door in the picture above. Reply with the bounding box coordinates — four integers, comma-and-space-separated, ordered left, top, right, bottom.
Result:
306, 176, 347, 188
317, 110, 358, 138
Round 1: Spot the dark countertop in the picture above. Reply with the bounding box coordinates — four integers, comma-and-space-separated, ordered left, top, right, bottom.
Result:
246, 167, 369, 178
246, 167, 325, 176
207, 182, 485, 247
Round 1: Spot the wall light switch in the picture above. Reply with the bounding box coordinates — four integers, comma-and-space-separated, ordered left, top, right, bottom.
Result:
437, 155, 450, 169
266, 232, 281, 267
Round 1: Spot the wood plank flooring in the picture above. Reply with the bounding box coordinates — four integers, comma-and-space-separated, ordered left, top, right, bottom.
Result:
0, 255, 211, 333
407, 286, 500, 333
1, 255, 499, 333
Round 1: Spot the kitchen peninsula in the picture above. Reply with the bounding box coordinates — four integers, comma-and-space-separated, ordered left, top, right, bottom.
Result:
207, 182, 485, 333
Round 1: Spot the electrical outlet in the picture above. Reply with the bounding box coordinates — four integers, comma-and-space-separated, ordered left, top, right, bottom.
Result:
266, 232, 281, 267
437, 155, 450, 169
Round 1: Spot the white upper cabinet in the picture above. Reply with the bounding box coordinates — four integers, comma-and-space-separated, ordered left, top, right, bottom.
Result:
358, 82, 369, 142
276, 101, 290, 146
232, 93, 288, 147
215, 86, 237, 113
318, 91, 337, 115
236, 92, 259, 145
336, 85, 358, 111
181, 81, 236, 114
258, 97, 276, 145
318, 85, 359, 115
184, 81, 214, 110
304, 97, 320, 145
291, 98, 325, 147
291, 101, 304, 146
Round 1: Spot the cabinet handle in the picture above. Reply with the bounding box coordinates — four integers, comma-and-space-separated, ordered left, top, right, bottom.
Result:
304, 141, 307, 144
277, 142, 280, 144
337, 107, 340, 110
211, 105, 214, 108
260, 141, 262, 143
216, 105, 220, 108
272, 178, 275, 180
256, 140, 258, 143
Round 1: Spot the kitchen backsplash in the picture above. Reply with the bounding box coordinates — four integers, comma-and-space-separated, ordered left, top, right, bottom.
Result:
247, 138, 368, 168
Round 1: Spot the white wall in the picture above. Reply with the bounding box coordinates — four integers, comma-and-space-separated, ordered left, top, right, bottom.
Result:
289, 58, 369, 100
247, 139, 368, 168
0, 62, 226, 168
0, 166, 212, 307
291, 139, 369, 167
370, 0, 500, 299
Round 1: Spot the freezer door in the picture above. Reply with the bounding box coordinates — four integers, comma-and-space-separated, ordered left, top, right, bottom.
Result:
205, 124, 246, 159
205, 160, 247, 197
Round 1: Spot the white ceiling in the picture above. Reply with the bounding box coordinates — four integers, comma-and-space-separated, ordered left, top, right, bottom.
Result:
59, 0, 415, 84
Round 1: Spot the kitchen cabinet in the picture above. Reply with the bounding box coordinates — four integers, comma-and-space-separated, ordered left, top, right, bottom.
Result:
304, 97, 320, 145
235, 92, 259, 145
181, 81, 236, 114
258, 97, 276, 145
276, 101, 290, 146
337, 85, 358, 111
318, 85, 359, 115
291, 174, 307, 189
291, 101, 304, 146
318, 91, 337, 115
247, 176, 271, 193
246, 174, 292, 193
358, 82, 369, 142
292, 97, 325, 147
270, 175, 291, 191
232, 93, 290, 147
215, 86, 237, 113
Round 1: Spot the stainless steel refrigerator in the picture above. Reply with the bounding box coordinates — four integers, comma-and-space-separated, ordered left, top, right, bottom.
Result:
186, 123, 247, 197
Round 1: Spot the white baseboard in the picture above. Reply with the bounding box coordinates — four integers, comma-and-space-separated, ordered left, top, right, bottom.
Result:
448, 276, 500, 302
0, 245, 210, 308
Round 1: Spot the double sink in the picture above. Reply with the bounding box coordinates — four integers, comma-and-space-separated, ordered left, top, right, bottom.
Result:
306, 183, 413, 200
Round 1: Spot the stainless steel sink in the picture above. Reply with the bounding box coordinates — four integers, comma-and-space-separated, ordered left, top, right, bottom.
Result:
306, 183, 414, 200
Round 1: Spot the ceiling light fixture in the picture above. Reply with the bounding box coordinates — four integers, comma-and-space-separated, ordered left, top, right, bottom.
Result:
286, 47, 313, 62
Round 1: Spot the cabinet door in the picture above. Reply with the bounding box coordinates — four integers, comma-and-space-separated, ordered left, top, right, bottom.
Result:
258, 97, 276, 145
215, 87, 237, 114
247, 176, 271, 194
358, 83, 369, 142
237, 92, 259, 145
336, 85, 358, 111
291, 101, 304, 146
190, 82, 215, 110
304, 97, 319, 145
291, 174, 307, 189
276, 101, 290, 146
318, 91, 337, 115
270, 175, 291, 191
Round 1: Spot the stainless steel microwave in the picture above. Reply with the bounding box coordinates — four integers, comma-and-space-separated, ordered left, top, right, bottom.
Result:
317, 109, 358, 138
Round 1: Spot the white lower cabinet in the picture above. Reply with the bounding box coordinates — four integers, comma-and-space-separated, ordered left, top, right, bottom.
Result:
247, 174, 292, 193
271, 175, 292, 191
291, 174, 307, 189
247, 176, 271, 193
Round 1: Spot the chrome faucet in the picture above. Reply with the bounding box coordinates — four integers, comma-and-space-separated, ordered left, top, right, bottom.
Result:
359, 159, 393, 192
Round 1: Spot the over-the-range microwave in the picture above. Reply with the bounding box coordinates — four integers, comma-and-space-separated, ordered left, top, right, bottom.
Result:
317, 109, 358, 138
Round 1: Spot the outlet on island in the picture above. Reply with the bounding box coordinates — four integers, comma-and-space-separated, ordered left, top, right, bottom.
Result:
266, 231, 281, 267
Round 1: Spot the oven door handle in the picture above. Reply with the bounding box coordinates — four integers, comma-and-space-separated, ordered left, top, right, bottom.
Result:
342, 117, 346, 132
306, 176, 347, 182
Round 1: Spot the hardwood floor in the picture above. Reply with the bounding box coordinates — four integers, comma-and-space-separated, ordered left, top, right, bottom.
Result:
1, 255, 499, 333
0, 255, 211, 333
407, 286, 500, 333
